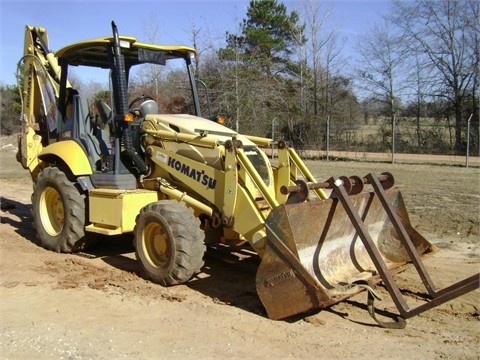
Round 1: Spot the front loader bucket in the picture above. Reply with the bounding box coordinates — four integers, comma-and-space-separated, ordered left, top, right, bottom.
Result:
256, 174, 479, 325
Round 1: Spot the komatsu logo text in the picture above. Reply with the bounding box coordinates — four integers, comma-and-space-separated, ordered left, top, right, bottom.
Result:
168, 157, 217, 189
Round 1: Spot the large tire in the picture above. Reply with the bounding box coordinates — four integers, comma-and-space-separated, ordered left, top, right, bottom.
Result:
32, 167, 88, 252
134, 200, 205, 286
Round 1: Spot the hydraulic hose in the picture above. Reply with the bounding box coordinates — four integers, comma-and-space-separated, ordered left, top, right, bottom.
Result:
122, 127, 148, 175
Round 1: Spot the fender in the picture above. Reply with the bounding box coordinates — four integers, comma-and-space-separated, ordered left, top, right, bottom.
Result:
39, 140, 93, 175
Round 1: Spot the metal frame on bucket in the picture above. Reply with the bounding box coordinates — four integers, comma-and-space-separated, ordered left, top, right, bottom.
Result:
257, 172, 479, 328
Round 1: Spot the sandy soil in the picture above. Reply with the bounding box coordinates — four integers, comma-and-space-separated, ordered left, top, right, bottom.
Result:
1, 140, 479, 359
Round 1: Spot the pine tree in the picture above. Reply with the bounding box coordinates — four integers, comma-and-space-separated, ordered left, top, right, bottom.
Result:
221, 0, 305, 76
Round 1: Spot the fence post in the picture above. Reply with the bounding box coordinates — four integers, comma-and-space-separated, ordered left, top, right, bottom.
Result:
466, 113, 472, 168
391, 113, 396, 164
326, 115, 330, 162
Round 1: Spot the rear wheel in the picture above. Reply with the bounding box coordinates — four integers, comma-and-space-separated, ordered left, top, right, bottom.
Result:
32, 167, 88, 252
134, 200, 205, 286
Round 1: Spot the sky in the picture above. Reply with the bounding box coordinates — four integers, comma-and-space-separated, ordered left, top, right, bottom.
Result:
0, 0, 391, 86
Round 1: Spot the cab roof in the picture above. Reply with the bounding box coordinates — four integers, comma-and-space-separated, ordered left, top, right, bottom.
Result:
55, 35, 196, 68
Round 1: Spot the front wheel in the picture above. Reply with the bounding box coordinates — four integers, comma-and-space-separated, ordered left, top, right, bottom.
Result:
134, 200, 205, 286
32, 167, 88, 252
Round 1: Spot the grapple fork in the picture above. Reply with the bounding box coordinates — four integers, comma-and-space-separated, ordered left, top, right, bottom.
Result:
256, 173, 479, 327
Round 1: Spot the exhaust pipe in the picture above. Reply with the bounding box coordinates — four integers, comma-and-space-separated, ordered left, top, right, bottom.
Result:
110, 21, 148, 176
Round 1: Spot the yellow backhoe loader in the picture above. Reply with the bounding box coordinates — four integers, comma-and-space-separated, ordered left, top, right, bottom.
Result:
17, 22, 478, 328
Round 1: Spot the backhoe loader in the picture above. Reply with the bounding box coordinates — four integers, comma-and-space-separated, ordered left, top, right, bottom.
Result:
17, 22, 478, 327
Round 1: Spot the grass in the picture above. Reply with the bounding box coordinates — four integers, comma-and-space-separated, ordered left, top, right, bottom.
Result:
304, 160, 480, 241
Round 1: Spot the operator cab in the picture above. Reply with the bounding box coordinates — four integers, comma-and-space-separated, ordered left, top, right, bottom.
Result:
53, 32, 201, 189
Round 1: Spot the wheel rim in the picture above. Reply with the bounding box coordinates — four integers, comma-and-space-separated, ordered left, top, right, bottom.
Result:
39, 186, 64, 236
142, 220, 170, 269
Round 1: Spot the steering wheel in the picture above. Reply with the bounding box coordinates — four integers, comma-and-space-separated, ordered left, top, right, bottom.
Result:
129, 95, 155, 109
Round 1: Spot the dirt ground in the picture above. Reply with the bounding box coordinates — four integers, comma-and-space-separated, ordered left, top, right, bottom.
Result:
1, 137, 479, 359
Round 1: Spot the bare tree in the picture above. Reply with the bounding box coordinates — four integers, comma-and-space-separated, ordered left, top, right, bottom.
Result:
355, 19, 408, 162
405, 51, 430, 149
465, 0, 480, 157
186, 23, 202, 76
299, 0, 348, 151
301, 0, 334, 117
390, 0, 479, 154
138, 15, 163, 103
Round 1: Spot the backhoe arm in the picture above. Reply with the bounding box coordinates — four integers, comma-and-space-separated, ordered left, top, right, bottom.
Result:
16, 25, 68, 177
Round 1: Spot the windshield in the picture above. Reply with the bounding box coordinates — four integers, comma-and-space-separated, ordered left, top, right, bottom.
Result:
128, 57, 195, 115
66, 55, 198, 118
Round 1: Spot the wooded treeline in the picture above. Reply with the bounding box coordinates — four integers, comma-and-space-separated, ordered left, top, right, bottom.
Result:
2, 0, 478, 156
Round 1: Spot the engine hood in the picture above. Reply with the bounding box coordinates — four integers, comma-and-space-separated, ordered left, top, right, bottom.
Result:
144, 113, 256, 147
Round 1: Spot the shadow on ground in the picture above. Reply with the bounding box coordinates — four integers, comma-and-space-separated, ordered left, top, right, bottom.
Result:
1, 196, 36, 243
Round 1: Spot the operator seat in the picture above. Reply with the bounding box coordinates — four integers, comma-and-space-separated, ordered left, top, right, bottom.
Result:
62, 88, 79, 134
61, 91, 101, 169
132, 99, 159, 155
